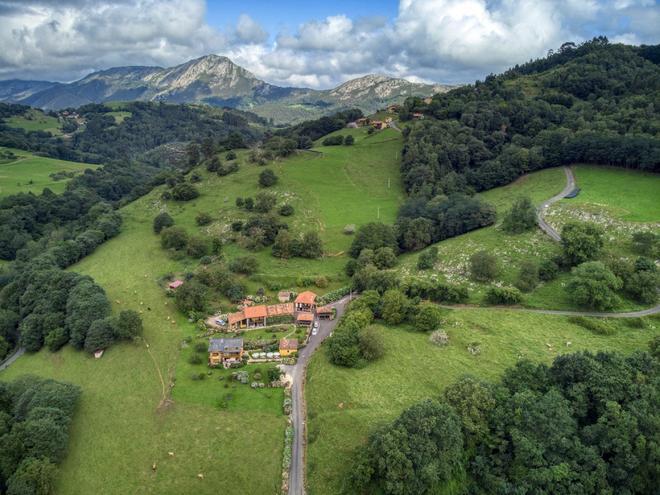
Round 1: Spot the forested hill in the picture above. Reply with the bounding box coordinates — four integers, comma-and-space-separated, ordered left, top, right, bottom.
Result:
398, 38, 660, 199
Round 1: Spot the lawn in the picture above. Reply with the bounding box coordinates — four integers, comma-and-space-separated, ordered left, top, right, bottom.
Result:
305, 310, 660, 494
1, 189, 286, 494
4, 108, 62, 135
0, 146, 97, 197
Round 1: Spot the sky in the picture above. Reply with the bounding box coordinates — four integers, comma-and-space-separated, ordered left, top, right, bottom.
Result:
0, 0, 658, 88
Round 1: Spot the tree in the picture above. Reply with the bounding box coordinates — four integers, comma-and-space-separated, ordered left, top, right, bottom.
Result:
567, 261, 622, 310
272, 230, 294, 259
373, 247, 397, 269
417, 246, 438, 270
152, 212, 174, 234
171, 182, 199, 201
186, 236, 210, 258
298, 231, 323, 259
515, 260, 539, 292
44, 328, 68, 352
351, 399, 464, 495
186, 142, 200, 168
258, 169, 278, 187
350, 223, 398, 258
254, 192, 276, 213
226, 151, 237, 160
562, 221, 604, 265
66, 279, 111, 349
174, 281, 208, 313
470, 250, 499, 281
6, 458, 57, 495
160, 226, 188, 250
84, 317, 117, 353
358, 326, 385, 361
444, 375, 496, 441
502, 196, 537, 233
631, 231, 658, 257
380, 289, 410, 325
201, 136, 214, 161
116, 310, 142, 340
229, 256, 258, 275
206, 156, 220, 172
344, 134, 355, 145
195, 212, 212, 226
414, 304, 443, 332
484, 286, 523, 305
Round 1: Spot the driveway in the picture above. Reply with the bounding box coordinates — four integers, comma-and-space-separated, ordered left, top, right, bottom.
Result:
285, 295, 351, 495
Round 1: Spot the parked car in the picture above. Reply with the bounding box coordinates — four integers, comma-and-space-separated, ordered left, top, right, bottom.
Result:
312, 327, 318, 336
313, 321, 319, 329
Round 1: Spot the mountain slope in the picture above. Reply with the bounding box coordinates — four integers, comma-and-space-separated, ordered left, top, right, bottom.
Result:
2, 55, 451, 123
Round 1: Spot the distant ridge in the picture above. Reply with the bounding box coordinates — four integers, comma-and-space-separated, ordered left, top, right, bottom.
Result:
0, 55, 453, 123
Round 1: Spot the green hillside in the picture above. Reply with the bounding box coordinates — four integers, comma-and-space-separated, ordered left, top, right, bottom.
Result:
0, 146, 97, 197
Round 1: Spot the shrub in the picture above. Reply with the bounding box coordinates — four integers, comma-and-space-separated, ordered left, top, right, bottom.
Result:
502, 196, 537, 234
160, 226, 188, 250
188, 353, 204, 365
258, 169, 278, 187
374, 247, 397, 269
171, 182, 199, 201
470, 250, 499, 281
226, 151, 237, 160
631, 231, 658, 257
195, 212, 213, 226
566, 261, 622, 310
484, 286, 522, 305
358, 326, 385, 361
414, 304, 443, 332
186, 236, 210, 258
430, 283, 469, 304
539, 258, 559, 281
568, 316, 615, 335
515, 260, 539, 292
279, 204, 294, 216
231, 221, 243, 232
429, 330, 449, 346
254, 192, 276, 213
153, 212, 174, 234
322, 135, 344, 146
343, 224, 356, 235
417, 246, 438, 270
194, 342, 207, 353
314, 276, 328, 288
206, 157, 221, 172
229, 255, 259, 275
344, 135, 355, 145
561, 222, 604, 266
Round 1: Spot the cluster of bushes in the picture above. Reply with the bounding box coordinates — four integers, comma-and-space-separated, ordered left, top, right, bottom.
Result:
160, 180, 199, 202
272, 230, 323, 259
345, 246, 397, 275
235, 192, 279, 214
158, 224, 218, 260
0, 376, 81, 495
206, 156, 240, 176
350, 346, 660, 495
322, 134, 354, 146
326, 289, 446, 368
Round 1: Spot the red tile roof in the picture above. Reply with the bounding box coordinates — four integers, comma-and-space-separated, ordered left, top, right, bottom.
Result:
267, 303, 294, 316
168, 280, 184, 289
317, 305, 333, 314
296, 311, 314, 322
279, 338, 299, 351
227, 312, 245, 325
295, 291, 317, 305
244, 305, 267, 319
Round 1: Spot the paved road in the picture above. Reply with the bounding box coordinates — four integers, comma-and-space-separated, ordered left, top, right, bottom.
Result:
285, 296, 351, 495
439, 303, 660, 318
0, 347, 25, 372
537, 166, 575, 241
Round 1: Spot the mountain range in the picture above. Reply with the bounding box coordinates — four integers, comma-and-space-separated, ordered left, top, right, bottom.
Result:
0, 55, 452, 124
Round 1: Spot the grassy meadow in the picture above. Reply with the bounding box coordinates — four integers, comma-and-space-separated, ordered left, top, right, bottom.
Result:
4, 108, 62, 135
306, 310, 660, 494
0, 146, 97, 197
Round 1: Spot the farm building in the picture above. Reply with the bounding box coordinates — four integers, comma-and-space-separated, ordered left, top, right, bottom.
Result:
279, 338, 299, 357
346, 122, 358, 128
316, 305, 334, 320
355, 117, 370, 127
168, 280, 184, 289
208, 338, 244, 366
278, 291, 292, 303
296, 312, 314, 326
227, 303, 295, 330
295, 291, 317, 312
371, 120, 386, 130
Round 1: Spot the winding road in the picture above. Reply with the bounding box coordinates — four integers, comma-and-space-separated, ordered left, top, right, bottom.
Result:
537, 166, 576, 241
284, 296, 351, 495
0, 347, 25, 372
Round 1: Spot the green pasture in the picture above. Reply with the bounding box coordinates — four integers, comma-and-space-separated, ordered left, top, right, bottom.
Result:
0, 146, 97, 197
4, 108, 62, 135
305, 310, 659, 494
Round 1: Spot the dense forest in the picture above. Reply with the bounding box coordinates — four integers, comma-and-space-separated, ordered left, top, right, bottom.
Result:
399, 38, 659, 197
351, 344, 660, 495
0, 376, 80, 495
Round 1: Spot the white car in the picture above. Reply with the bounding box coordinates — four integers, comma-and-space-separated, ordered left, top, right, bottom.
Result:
311, 327, 318, 336
313, 321, 319, 329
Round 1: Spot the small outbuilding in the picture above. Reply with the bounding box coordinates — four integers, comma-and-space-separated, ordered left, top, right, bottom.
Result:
278, 291, 292, 303
279, 338, 299, 357
168, 280, 184, 290
316, 305, 334, 320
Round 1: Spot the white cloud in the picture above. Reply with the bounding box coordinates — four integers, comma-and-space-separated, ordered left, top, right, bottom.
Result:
0, 0, 658, 87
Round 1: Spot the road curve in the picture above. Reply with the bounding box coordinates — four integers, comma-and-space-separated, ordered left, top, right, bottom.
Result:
537, 166, 576, 241
285, 296, 351, 495
0, 347, 25, 372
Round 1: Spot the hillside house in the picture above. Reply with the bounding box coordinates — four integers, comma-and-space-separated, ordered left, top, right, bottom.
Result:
208, 338, 244, 366
168, 280, 184, 290
412, 112, 425, 120
346, 122, 358, 128
279, 338, 299, 357
227, 303, 295, 330
371, 120, 386, 130
356, 117, 370, 127
295, 291, 317, 312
